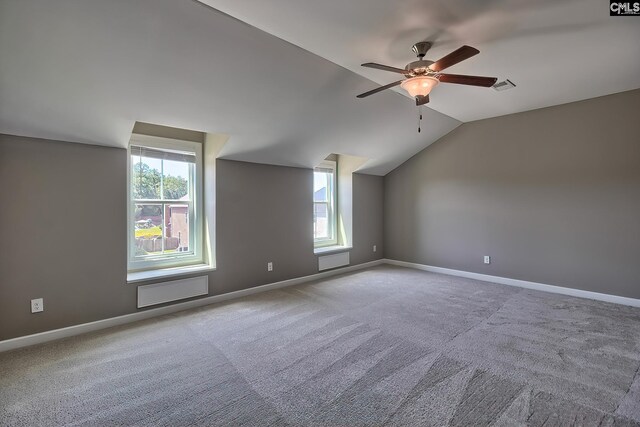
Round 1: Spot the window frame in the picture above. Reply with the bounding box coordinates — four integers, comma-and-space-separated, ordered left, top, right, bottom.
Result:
127, 135, 204, 272
313, 160, 338, 248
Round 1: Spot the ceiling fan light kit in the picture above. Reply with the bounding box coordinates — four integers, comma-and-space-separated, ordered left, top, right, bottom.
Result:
400, 76, 440, 98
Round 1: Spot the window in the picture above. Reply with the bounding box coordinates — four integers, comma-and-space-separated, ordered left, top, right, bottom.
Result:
313, 160, 337, 247
128, 136, 203, 272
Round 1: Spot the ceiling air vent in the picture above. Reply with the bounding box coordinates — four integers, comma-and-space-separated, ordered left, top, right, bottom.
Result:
492, 79, 516, 91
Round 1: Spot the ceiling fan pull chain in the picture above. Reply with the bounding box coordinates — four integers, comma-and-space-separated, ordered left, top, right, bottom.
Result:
418, 105, 422, 133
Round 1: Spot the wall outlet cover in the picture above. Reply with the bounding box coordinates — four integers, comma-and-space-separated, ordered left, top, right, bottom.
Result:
267, 262, 273, 272
31, 298, 44, 313
484, 256, 491, 265
373, 245, 377, 252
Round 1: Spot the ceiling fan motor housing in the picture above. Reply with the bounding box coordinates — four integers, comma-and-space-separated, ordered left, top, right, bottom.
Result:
405, 60, 435, 75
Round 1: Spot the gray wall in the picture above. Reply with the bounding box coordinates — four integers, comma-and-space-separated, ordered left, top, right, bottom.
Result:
0, 135, 383, 340
352, 174, 384, 265
385, 89, 640, 299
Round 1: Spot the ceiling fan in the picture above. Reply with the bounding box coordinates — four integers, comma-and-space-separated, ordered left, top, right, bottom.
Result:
357, 42, 497, 107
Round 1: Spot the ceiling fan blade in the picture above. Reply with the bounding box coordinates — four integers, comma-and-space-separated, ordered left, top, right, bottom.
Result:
356, 80, 403, 98
361, 63, 408, 75
415, 95, 430, 106
438, 73, 497, 87
429, 45, 479, 72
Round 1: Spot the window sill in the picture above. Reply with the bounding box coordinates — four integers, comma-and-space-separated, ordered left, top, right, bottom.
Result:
314, 245, 352, 256
127, 264, 215, 284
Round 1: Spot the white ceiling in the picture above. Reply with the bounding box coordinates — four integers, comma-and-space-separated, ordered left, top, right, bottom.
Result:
1, 1, 638, 175
199, 0, 640, 122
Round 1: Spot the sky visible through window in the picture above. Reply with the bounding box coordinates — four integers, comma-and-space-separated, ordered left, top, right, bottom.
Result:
314, 171, 328, 194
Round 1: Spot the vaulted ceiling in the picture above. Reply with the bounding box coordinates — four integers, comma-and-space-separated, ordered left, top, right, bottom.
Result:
1, 0, 638, 175
199, 0, 640, 123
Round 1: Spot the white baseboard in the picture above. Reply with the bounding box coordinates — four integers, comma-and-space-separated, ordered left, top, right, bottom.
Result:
0, 259, 384, 353
383, 259, 640, 308
5, 257, 635, 353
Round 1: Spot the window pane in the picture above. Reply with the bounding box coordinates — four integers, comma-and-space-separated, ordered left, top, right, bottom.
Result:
314, 202, 330, 239
129, 139, 202, 270
132, 155, 161, 199
313, 167, 335, 243
164, 203, 191, 253
163, 159, 191, 200
314, 171, 329, 203
134, 204, 163, 256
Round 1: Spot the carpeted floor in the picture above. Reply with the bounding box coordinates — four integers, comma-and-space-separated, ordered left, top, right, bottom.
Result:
1, 265, 640, 426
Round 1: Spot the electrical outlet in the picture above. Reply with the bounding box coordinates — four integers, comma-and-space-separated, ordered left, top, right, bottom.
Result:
484, 256, 491, 265
373, 245, 377, 252
267, 262, 273, 272
31, 298, 44, 313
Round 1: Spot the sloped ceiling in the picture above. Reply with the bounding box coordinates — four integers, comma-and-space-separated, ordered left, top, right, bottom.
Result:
1, 0, 638, 175
0, 0, 459, 175
199, 0, 640, 122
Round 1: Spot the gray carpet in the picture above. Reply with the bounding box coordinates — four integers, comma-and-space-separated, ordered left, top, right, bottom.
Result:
1, 265, 640, 426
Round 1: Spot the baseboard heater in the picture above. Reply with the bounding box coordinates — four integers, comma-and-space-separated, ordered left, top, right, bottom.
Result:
318, 252, 350, 271
137, 276, 208, 308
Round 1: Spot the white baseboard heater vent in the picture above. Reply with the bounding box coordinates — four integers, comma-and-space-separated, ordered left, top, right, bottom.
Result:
318, 252, 350, 271
137, 276, 208, 308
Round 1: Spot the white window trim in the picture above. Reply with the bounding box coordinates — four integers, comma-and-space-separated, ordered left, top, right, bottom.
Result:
313, 245, 351, 255
314, 160, 338, 248
127, 264, 214, 283
127, 134, 204, 273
